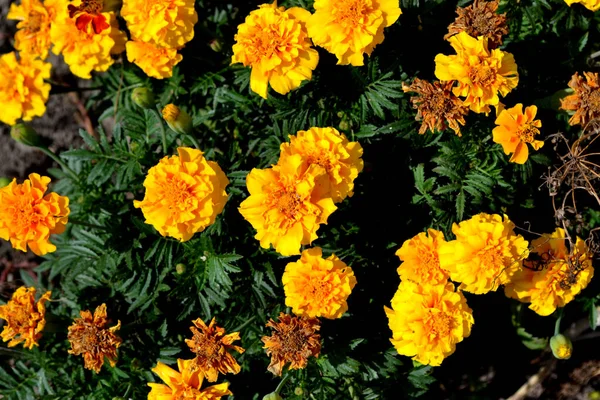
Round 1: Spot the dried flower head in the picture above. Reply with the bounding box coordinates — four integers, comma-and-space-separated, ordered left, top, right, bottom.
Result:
261, 313, 321, 376
403, 79, 469, 136
0, 287, 51, 349
184, 317, 245, 382
445, 0, 508, 49
67, 303, 122, 373
560, 72, 600, 127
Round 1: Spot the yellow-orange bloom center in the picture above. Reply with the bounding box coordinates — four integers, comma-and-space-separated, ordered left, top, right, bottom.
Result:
427, 310, 454, 338
516, 124, 540, 144
27, 10, 44, 32
334, 0, 370, 27
272, 187, 301, 220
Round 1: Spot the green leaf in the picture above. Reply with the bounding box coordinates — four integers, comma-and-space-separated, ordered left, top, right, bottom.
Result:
455, 190, 465, 220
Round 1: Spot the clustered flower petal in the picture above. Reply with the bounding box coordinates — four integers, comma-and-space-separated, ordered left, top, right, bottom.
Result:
0, 287, 51, 349
134, 147, 229, 242
0, 173, 70, 256
493, 103, 544, 164
68, 0, 110, 34
396, 228, 449, 285
564, 0, 600, 11
560, 71, 600, 127
231, 2, 319, 99
125, 40, 183, 79
445, 0, 508, 49
282, 247, 357, 319
7, 0, 56, 59
307, 0, 402, 66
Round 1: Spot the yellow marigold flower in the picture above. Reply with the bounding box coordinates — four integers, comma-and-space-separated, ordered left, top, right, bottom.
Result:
121, 0, 197, 49
67, 303, 122, 373
185, 317, 245, 383
445, 0, 508, 49
50, 7, 126, 79
434, 31, 519, 115
0, 287, 51, 349
161, 104, 193, 135
238, 154, 336, 256
504, 228, 594, 316
564, 0, 600, 11
385, 280, 473, 366
134, 147, 229, 242
0, 173, 70, 256
231, 2, 319, 99
148, 359, 232, 400
560, 71, 600, 127
438, 213, 529, 294
262, 313, 321, 376
279, 127, 363, 203
7, 0, 54, 59
492, 103, 544, 164
282, 247, 357, 319
307, 0, 402, 66
126, 40, 183, 80
396, 228, 449, 286
0, 52, 51, 126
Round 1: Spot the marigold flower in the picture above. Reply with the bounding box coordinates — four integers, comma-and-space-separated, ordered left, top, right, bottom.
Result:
504, 228, 594, 316
161, 104, 193, 135
0, 173, 70, 256
445, 0, 508, 49
238, 154, 336, 256
435, 31, 519, 115
126, 40, 183, 80
184, 317, 245, 383
67, 303, 122, 373
148, 359, 232, 400
564, 0, 600, 11
68, 0, 109, 33
134, 147, 229, 242
231, 2, 319, 99
384, 281, 474, 366
560, 72, 600, 127
396, 228, 449, 286
402, 79, 469, 136
121, 0, 197, 49
438, 213, 529, 294
262, 313, 321, 376
7, 0, 55, 59
0, 52, 51, 126
0, 287, 51, 349
282, 247, 357, 319
307, 0, 402, 66
492, 103, 544, 164
279, 127, 363, 203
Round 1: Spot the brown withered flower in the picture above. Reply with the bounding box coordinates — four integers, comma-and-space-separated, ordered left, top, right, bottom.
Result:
67, 303, 122, 373
560, 72, 600, 127
445, 0, 508, 49
403, 78, 469, 136
185, 317, 245, 382
261, 313, 321, 376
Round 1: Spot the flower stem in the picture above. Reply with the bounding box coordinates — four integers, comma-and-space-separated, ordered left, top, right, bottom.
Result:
152, 108, 168, 155
554, 308, 564, 335
37, 146, 79, 182
275, 372, 291, 395
231, 316, 257, 333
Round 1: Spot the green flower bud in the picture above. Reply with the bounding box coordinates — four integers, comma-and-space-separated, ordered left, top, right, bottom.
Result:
262, 393, 283, 400
176, 263, 186, 274
209, 39, 223, 53
0, 177, 11, 188
131, 87, 156, 110
10, 124, 42, 147
162, 104, 193, 135
550, 334, 572, 359
294, 387, 303, 395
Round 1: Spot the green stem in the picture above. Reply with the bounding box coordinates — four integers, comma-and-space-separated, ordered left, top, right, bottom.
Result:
152, 108, 168, 155
231, 316, 257, 333
275, 372, 291, 395
37, 146, 79, 182
554, 308, 564, 335
186, 133, 201, 150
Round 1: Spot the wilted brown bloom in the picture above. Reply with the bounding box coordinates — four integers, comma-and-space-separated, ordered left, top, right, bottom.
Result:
185, 317, 245, 382
560, 72, 600, 127
445, 0, 508, 49
0, 287, 51, 349
67, 303, 121, 373
403, 79, 468, 136
261, 313, 321, 376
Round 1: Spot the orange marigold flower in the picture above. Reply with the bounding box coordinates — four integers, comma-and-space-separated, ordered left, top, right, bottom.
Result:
148, 359, 232, 400
402, 78, 469, 136
7, 0, 54, 59
184, 317, 245, 383
67, 303, 121, 373
0, 173, 70, 256
438, 213, 529, 294
307, 0, 402, 66
505, 228, 594, 316
231, 2, 319, 99
126, 40, 183, 80
261, 313, 321, 376
0, 287, 51, 349
560, 72, 600, 127
445, 0, 508, 49
133, 147, 229, 242
564, 0, 600, 11
385, 281, 474, 366
278, 127, 364, 203
282, 247, 357, 319
396, 228, 449, 286
67, 0, 109, 34
492, 103, 544, 164
435, 31, 519, 115
238, 154, 336, 256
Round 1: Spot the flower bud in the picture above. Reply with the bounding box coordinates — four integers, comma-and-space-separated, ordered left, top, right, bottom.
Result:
0, 177, 11, 188
209, 39, 223, 53
262, 393, 283, 400
10, 124, 42, 147
131, 88, 156, 110
176, 263, 186, 274
294, 387, 303, 395
550, 334, 572, 359
162, 104, 193, 135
